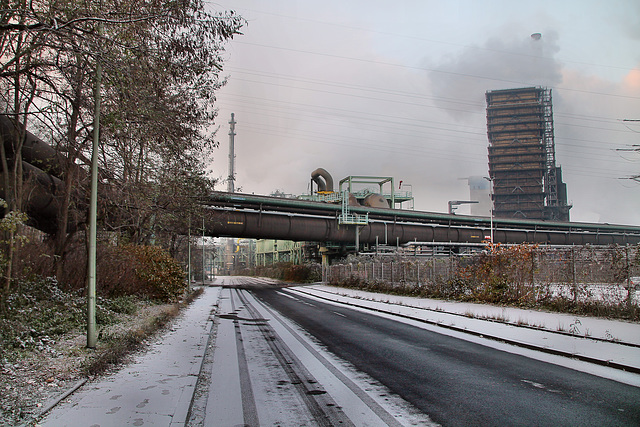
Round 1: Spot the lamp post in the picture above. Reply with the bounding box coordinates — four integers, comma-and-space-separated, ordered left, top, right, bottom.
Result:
202, 218, 206, 284
483, 176, 494, 244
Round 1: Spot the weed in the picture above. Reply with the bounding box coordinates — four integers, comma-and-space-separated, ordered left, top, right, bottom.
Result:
604, 330, 620, 342
569, 318, 582, 335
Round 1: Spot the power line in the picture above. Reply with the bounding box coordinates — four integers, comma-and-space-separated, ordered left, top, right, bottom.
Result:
222, 67, 640, 138
215, 5, 637, 75
233, 40, 640, 100
218, 90, 637, 154
218, 103, 634, 176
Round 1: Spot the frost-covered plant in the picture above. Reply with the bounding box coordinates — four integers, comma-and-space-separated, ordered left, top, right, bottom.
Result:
568, 318, 582, 335
452, 243, 538, 304
0, 277, 120, 351
128, 244, 186, 302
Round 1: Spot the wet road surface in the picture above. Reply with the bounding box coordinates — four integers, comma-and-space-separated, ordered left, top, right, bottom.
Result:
252, 285, 640, 426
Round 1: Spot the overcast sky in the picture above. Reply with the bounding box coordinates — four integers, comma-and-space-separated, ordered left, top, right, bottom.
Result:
207, 0, 640, 225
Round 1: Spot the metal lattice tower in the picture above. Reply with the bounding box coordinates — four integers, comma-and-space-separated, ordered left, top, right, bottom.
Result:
227, 113, 236, 193
541, 89, 559, 211
486, 87, 570, 221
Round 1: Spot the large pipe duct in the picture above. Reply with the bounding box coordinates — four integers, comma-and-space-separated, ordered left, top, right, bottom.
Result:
203, 208, 640, 246
201, 192, 640, 246
311, 168, 334, 192
0, 116, 84, 233
0, 115, 65, 179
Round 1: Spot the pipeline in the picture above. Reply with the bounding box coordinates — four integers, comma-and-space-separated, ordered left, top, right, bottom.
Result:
203, 207, 640, 246
202, 191, 640, 236
201, 192, 640, 246
0, 116, 87, 233
0, 115, 66, 179
311, 168, 334, 192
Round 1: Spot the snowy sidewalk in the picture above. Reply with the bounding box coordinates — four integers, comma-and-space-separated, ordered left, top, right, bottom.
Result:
293, 284, 640, 377
37, 287, 221, 427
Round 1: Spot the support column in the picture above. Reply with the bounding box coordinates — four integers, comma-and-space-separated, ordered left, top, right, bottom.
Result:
320, 246, 329, 283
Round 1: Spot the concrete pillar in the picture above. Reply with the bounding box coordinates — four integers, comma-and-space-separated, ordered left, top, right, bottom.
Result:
320, 246, 329, 283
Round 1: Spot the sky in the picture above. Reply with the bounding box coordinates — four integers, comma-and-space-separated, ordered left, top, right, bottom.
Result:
206, 0, 640, 225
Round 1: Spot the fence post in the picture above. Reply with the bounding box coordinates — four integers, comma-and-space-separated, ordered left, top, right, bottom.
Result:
626, 244, 632, 308
572, 247, 577, 304
626, 244, 630, 286
429, 259, 433, 283
531, 247, 537, 302
391, 261, 394, 284
531, 247, 536, 285
403, 262, 406, 283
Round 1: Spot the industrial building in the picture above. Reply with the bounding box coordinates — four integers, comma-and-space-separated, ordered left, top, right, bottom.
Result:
486, 87, 571, 221
467, 176, 491, 217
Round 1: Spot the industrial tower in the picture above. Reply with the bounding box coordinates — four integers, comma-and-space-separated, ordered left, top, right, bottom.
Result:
486, 87, 571, 221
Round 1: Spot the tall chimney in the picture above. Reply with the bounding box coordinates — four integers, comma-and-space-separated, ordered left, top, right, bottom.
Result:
227, 113, 236, 193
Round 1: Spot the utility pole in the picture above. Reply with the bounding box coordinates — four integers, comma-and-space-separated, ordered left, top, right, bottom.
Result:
202, 218, 206, 284
483, 176, 494, 244
187, 217, 191, 289
87, 21, 103, 349
226, 114, 236, 275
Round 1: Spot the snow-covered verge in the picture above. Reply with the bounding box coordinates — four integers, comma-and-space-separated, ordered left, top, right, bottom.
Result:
0, 299, 191, 427
291, 284, 640, 386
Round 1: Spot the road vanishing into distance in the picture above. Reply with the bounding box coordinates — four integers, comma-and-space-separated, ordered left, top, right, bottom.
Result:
225, 279, 640, 427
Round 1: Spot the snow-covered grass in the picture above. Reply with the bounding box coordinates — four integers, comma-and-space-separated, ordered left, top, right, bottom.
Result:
304, 284, 640, 345
291, 284, 640, 387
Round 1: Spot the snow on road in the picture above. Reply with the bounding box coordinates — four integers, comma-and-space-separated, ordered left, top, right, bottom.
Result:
197, 280, 435, 426
301, 285, 640, 345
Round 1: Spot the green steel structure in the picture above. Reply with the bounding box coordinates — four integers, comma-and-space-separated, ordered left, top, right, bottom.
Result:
255, 239, 305, 266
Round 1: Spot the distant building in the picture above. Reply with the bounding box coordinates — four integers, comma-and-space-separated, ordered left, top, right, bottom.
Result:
486, 87, 571, 221
213, 238, 256, 275
467, 176, 491, 217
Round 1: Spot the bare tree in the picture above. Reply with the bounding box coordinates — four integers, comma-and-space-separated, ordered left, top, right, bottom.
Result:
0, 0, 243, 297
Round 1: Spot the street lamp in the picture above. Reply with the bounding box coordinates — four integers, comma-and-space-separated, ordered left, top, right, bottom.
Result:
483, 176, 494, 244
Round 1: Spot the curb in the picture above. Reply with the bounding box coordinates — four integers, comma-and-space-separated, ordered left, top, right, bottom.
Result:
308, 287, 640, 349
22, 378, 88, 427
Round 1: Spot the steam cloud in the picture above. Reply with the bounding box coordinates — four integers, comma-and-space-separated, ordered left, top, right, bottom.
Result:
427, 32, 563, 120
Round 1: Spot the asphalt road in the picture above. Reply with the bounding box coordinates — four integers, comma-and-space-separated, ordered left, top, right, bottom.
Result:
252, 287, 640, 427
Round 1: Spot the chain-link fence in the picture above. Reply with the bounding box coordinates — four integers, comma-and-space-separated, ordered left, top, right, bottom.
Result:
326, 245, 640, 309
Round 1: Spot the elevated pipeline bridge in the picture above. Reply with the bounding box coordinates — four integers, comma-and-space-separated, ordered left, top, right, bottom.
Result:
3, 114, 639, 247
201, 192, 640, 247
